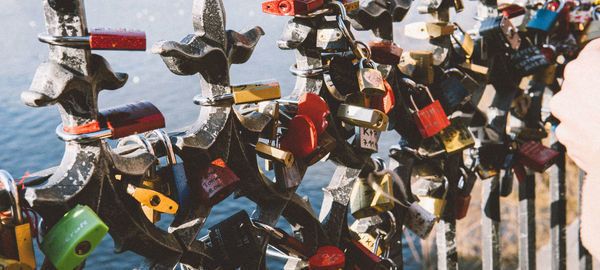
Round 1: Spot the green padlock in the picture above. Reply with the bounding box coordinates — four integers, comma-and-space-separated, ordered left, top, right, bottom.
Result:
40, 205, 108, 270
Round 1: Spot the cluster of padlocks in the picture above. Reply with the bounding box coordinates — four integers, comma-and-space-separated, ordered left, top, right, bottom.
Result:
0, 0, 597, 268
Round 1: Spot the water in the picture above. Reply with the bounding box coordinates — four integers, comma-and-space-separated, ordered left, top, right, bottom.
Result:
0, 0, 481, 268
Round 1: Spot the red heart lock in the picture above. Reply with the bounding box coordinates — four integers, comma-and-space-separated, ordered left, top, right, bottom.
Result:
370, 79, 395, 114
308, 246, 345, 270
280, 115, 318, 158
298, 93, 330, 135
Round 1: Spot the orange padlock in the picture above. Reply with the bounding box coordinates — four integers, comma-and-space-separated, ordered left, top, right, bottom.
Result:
370, 79, 395, 114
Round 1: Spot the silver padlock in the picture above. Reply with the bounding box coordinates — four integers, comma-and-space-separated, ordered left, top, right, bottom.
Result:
404, 202, 437, 239
152, 130, 190, 208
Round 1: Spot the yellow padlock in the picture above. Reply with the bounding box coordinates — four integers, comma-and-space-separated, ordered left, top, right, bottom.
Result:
0, 257, 33, 270
232, 79, 282, 104
436, 118, 475, 154
255, 142, 295, 168
126, 184, 179, 214
416, 179, 448, 218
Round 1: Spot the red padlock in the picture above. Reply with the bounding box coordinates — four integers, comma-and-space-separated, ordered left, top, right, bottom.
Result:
498, 4, 525, 19
517, 141, 559, 172
513, 162, 528, 183
369, 41, 403, 65
280, 115, 318, 158
262, 0, 324, 16
308, 246, 345, 270
407, 83, 450, 138
98, 101, 165, 139
298, 93, 330, 135
346, 240, 386, 270
191, 159, 240, 206
455, 195, 471, 220
89, 29, 146, 51
370, 79, 395, 115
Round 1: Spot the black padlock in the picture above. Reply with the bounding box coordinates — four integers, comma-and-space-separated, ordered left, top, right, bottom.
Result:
208, 211, 261, 269
510, 39, 550, 76
438, 68, 477, 113
329, 54, 360, 96
479, 15, 521, 52
499, 152, 515, 197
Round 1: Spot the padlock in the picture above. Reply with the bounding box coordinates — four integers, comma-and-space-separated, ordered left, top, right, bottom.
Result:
526, 2, 564, 32
499, 152, 516, 197
406, 80, 450, 138
417, 0, 443, 14
40, 205, 108, 270
517, 141, 559, 172
190, 158, 240, 206
308, 246, 345, 270
0, 258, 33, 270
436, 118, 475, 154
478, 143, 508, 173
346, 240, 387, 270
370, 79, 395, 115
298, 93, 330, 135
316, 20, 350, 52
194, 79, 282, 106
262, 0, 324, 16
479, 15, 521, 51
451, 23, 474, 59
404, 22, 456, 39
0, 171, 35, 269
414, 178, 448, 218
305, 131, 337, 166
510, 43, 551, 76
252, 221, 311, 259
280, 115, 318, 158
499, 3, 526, 18
357, 232, 383, 256
513, 127, 548, 141
274, 158, 303, 190
126, 184, 178, 214
208, 211, 261, 269
153, 129, 191, 208
357, 58, 386, 96
453, 0, 465, 12
408, 51, 435, 84
98, 101, 166, 140
337, 104, 389, 131
255, 141, 295, 168
38, 29, 146, 50
349, 179, 381, 219
532, 64, 557, 85
438, 69, 476, 113
404, 202, 437, 239
456, 167, 477, 219
369, 40, 403, 65
511, 92, 532, 119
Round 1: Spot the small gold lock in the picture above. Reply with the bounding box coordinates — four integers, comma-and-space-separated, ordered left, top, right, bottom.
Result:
405, 22, 456, 39
231, 79, 282, 104
459, 61, 489, 75
357, 58, 386, 96
14, 223, 35, 269
337, 104, 388, 131
532, 64, 557, 85
255, 142, 295, 168
0, 257, 33, 270
436, 118, 475, 154
415, 179, 448, 218
453, 0, 464, 12
409, 51, 435, 84
349, 174, 395, 219
369, 174, 395, 212
357, 232, 383, 256
452, 23, 474, 58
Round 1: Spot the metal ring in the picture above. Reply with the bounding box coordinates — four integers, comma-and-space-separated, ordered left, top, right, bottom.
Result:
151, 130, 177, 165
0, 170, 22, 224
288, 64, 328, 77
55, 124, 112, 143
355, 40, 372, 63
323, 74, 347, 101
38, 33, 88, 47
117, 134, 155, 155
383, 211, 397, 242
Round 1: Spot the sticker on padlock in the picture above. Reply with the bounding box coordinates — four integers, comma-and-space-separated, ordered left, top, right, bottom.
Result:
337, 104, 389, 131
280, 115, 318, 158
194, 79, 282, 106
479, 15, 521, 51
40, 205, 108, 270
517, 141, 559, 172
298, 93, 330, 135
405, 22, 456, 39
369, 41, 403, 65
208, 211, 261, 269
262, 0, 324, 16
0, 170, 35, 269
255, 141, 295, 168
405, 79, 450, 138
308, 246, 345, 270
126, 184, 178, 214
316, 21, 350, 52
451, 23, 474, 59
190, 158, 240, 206
57, 101, 165, 143
358, 127, 381, 152
357, 58, 386, 96
370, 79, 395, 115
38, 29, 146, 50
436, 118, 475, 154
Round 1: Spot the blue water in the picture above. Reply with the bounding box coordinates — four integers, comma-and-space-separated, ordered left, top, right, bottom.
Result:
0, 0, 480, 268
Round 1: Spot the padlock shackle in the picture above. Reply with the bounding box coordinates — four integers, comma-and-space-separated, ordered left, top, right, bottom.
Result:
55, 124, 112, 143
288, 64, 329, 77
152, 129, 177, 165
117, 134, 155, 156
382, 211, 397, 242
0, 170, 23, 224
402, 78, 435, 111
38, 33, 89, 48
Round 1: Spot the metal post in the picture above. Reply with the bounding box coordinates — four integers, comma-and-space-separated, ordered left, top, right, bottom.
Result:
578, 168, 593, 270
549, 130, 566, 270
436, 220, 458, 270
481, 175, 501, 270
518, 173, 536, 270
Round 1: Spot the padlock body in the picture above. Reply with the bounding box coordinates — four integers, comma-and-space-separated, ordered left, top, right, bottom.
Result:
527, 8, 560, 32
518, 141, 559, 172
298, 93, 330, 135
89, 29, 146, 51
357, 67, 386, 96
511, 46, 551, 76
370, 79, 395, 115
308, 246, 345, 270
280, 115, 318, 158
346, 240, 386, 270
350, 179, 379, 219
413, 100, 450, 138
417, 196, 446, 218
262, 0, 324, 16
404, 203, 437, 239
436, 118, 475, 153
192, 159, 240, 206
231, 80, 281, 104
316, 21, 349, 52
369, 41, 403, 65
255, 142, 295, 168
337, 104, 389, 131
40, 205, 108, 270
370, 174, 394, 212
274, 159, 302, 190
357, 232, 382, 256
455, 195, 471, 220
305, 132, 336, 166
99, 101, 165, 139
439, 77, 471, 113
452, 28, 474, 58
209, 211, 261, 269
13, 223, 35, 268
480, 15, 521, 50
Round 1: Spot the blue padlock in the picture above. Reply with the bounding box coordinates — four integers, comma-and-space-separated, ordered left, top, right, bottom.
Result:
526, 2, 563, 32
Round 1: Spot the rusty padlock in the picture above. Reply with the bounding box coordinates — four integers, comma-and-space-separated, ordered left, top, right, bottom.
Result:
370, 79, 395, 115
369, 40, 403, 65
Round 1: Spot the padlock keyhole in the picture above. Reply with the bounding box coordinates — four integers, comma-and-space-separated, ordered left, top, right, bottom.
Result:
150, 195, 161, 207
75, 241, 91, 255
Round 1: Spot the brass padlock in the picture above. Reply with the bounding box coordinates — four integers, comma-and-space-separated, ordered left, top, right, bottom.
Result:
194, 79, 281, 106
337, 104, 388, 131
255, 141, 295, 168
405, 22, 456, 39
409, 51, 435, 84
305, 131, 337, 166
532, 64, 557, 85
415, 178, 448, 218
436, 118, 475, 154
357, 232, 383, 256
459, 60, 489, 75
451, 23, 474, 58
357, 58, 386, 96
350, 172, 395, 219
